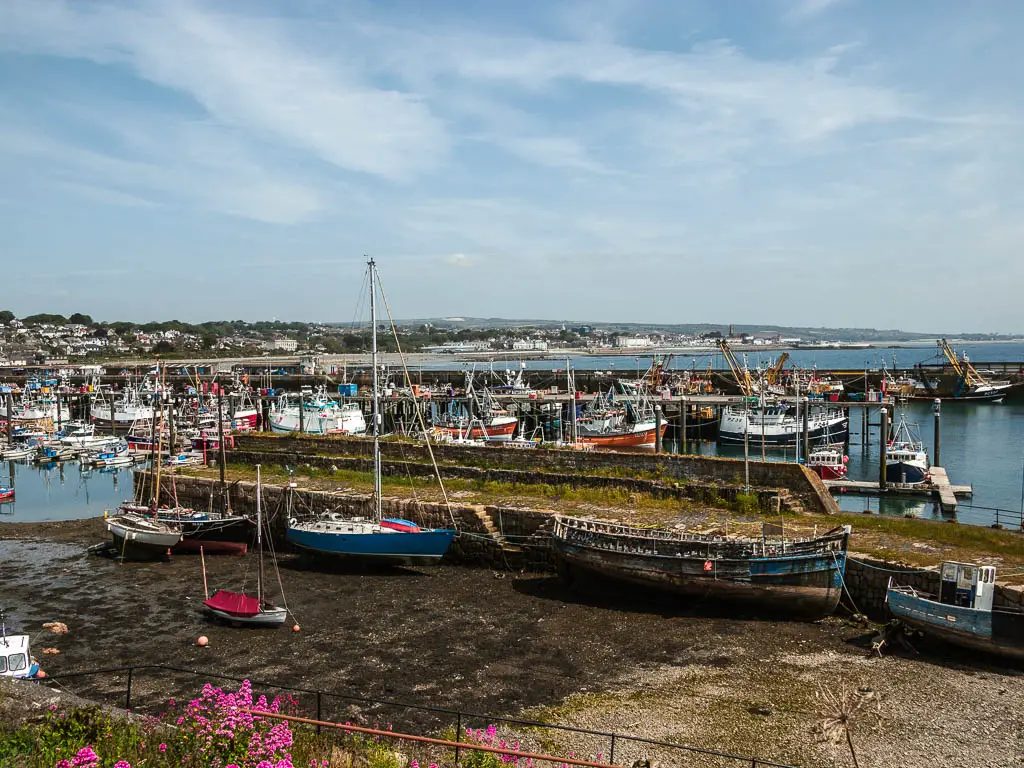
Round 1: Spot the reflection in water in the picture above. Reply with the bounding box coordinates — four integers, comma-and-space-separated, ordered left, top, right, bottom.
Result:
0, 459, 139, 523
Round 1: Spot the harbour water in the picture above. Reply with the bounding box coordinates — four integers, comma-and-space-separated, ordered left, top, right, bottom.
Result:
674, 395, 1024, 530
0, 460, 138, 523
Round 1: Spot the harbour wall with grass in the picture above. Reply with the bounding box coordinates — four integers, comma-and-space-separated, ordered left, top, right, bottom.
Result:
228, 433, 840, 516
148, 471, 1024, 619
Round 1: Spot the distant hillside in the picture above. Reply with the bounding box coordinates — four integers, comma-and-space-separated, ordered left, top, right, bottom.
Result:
386, 318, 955, 342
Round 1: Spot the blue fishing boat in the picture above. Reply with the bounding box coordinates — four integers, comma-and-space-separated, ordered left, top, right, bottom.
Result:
886, 562, 1024, 661
552, 516, 850, 619
286, 259, 456, 564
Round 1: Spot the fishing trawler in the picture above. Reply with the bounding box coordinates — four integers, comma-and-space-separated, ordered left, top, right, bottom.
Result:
552, 516, 850, 619
718, 402, 849, 447
886, 411, 929, 485
269, 386, 366, 435
807, 446, 848, 480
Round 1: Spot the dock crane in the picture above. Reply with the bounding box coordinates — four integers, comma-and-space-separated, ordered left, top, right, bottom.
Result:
938, 339, 989, 392
763, 353, 790, 388
717, 340, 754, 397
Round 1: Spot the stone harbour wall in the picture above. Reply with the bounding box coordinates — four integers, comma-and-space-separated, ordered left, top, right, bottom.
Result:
225, 448, 789, 515
231, 434, 839, 515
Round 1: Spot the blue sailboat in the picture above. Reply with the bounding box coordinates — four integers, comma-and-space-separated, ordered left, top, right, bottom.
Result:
285, 259, 457, 564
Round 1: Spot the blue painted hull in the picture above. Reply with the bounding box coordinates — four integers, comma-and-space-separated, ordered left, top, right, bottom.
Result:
887, 589, 1024, 661
286, 527, 456, 564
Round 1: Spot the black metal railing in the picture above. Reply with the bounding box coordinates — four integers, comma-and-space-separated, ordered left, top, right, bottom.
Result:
43, 664, 798, 767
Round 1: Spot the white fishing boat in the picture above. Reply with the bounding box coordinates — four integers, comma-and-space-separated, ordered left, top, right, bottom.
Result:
269, 386, 366, 435
718, 402, 849, 447
91, 380, 156, 428
0, 612, 43, 680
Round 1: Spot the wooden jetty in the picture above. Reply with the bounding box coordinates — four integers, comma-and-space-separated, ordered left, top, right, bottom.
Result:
824, 466, 971, 513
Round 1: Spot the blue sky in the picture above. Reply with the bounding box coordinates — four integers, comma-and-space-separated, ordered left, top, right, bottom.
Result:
1, 0, 1022, 331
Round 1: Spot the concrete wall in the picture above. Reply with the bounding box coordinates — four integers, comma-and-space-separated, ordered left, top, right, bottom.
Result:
231, 434, 839, 515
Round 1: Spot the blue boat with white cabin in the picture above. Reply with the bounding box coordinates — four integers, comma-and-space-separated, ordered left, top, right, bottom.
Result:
887, 561, 1024, 661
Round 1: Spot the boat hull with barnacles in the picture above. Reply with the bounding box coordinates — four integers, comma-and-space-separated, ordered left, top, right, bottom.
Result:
551, 516, 850, 619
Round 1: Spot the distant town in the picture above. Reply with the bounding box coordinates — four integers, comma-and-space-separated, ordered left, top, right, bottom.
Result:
0, 310, 1016, 367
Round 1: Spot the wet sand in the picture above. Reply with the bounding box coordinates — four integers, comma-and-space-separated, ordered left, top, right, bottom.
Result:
2, 518, 1022, 766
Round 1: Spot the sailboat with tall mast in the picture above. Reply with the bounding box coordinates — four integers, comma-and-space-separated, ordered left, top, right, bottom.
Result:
204, 465, 288, 626
105, 364, 183, 560
286, 259, 457, 563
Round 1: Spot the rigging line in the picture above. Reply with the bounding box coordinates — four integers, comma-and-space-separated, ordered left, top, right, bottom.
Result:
845, 556, 934, 575
374, 269, 458, 530
259, 484, 292, 619
832, 550, 863, 617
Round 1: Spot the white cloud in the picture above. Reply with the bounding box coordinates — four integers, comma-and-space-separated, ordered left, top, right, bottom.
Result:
0, 0, 448, 181
443, 253, 477, 268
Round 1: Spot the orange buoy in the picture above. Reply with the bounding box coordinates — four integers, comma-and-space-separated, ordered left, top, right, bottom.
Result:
36, 670, 46, 679
292, 624, 300, 633
197, 636, 209, 647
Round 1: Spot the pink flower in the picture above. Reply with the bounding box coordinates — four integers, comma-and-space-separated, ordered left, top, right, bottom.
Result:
411, 761, 419, 768
158, 744, 167, 753
55, 761, 71, 768
69, 746, 100, 767
113, 762, 132, 768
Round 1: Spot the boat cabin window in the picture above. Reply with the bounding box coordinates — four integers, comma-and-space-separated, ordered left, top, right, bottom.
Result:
6, 653, 26, 672
0, 655, 6, 673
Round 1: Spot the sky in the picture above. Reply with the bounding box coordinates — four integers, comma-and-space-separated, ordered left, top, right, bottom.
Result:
1, 0, 1022, 332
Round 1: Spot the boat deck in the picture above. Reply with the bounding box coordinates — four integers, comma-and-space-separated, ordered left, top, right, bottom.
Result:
824, 465, 970, 513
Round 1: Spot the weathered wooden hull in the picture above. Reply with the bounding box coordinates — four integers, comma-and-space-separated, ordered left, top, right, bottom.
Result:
551, 518, 849, 619
553, 540, 845, 619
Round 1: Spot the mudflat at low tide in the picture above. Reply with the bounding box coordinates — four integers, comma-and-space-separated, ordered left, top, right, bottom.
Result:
2, 517, 1022, 767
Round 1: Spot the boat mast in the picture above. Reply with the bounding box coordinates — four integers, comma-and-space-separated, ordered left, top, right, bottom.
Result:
256, 464, 263, 604
152, 363, 164, 513
369, 257, 382, 521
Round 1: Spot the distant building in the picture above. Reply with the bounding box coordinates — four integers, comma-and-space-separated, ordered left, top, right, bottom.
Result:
512, 339, 548, 351
614, 336, 655, 349
264, 338, 298, 352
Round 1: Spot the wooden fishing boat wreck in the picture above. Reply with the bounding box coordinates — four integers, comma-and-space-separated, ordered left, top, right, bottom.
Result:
886, 561, 1024, 661
551, 516, 851, 619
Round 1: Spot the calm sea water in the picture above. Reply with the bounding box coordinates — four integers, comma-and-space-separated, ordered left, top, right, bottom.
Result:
0, 460, 138, 523
675, 397, 1024, 530
425, 340, 1024, 374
